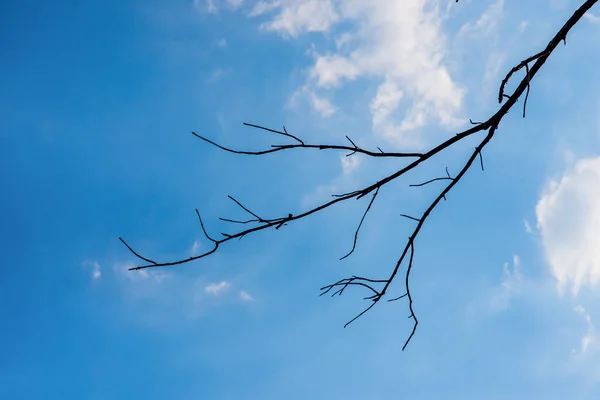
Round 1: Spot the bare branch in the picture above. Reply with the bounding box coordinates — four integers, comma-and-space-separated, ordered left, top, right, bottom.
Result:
402, 242, 418, 351
219, 217, 258, 225
400, 214, 421, 222
191, 130, 423, 158
196, 210, 217, 243
121, 0, 599, 348
388, 293, 408, 302
345, 136, 359, 149
498, 49, 551, 104
409, 176, 454, 187
227, 195, 268, 223
478, 149, 485, 171
119, 237, 157, 265
523, 63, 531, 118
340, 187, 380, 260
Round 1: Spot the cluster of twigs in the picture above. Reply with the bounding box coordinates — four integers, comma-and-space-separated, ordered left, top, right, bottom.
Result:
121, 0, 598, 350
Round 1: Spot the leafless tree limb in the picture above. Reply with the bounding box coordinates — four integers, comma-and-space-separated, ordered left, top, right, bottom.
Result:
191, 129, 424, 158
340, 187, 380, 260
121, 0, 598, 349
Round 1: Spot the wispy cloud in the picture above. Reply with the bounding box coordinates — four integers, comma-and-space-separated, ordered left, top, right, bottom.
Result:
205, 281, 231, 295
290, 86, 336, 117
458, 0, 504, 37
251, 0, 339, 37
340, 154, 361, 175
524, 220, 533, 234
190, 239, 201, 256
207, 68, 227, 83
517, 20, 529, 33
195, 0, 217, 13
196, 0, 244, 13
482, 52, 506, 97
573, 305, 597, 355
92, 263, 101, 279
536, 157, 600, 294
584, 12, 600, 23
301, 153, 362, 208
239, 290, 255, 302
83, 260, 102, 280
491, 254, 522, 311
247, 0, 465, 148
113, 262, 170, 284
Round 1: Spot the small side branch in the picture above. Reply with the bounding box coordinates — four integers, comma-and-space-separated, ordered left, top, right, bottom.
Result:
402, 242, 418, 351
400, 214, 421, 222
244, 122, 305, 145
340, 187, 380, 260
227, 195, 268, 223
498, 49, 551, 104
191, 128, 424, 159
409, 176, 454, 187
119, 237, 157, 265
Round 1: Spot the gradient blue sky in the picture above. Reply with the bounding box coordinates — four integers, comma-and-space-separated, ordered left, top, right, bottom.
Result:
3, 0, 600, 398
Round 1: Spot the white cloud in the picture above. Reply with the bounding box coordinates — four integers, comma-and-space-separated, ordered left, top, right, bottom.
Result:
115, 263, 171, 284
517, 20, 529, 33
92, 263, 101, 280
205, 281, 231, 295
573, 305, 597, 355
239, 290, 255, 302
536, 158, 600, 295
370, 78, 404, 128
195, 0, 218, 13
491, 254, 522, 310
112, 262, 172, 302
227, 0, 244, 9
482, 52, 506, 96
197, 0, 244, 13
340, 154, 361, 175
251, 0, 339, 37
524, 220, 533, 234
301, 153, 363, 208
190, 239, 201, 256
291, 86, 336, 117
310, 55, 360, 88
207, 68, 226, 82
458, 0, 504, 37
369, 78, 425, 147
561, 147, 576, 166
597, 102, 600, 135
83, 260, 101, 280
584, 12, 600, 23
247, 0, 465, 148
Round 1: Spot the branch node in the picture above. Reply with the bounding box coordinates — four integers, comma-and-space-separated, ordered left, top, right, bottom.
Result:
400, 214, 421, 222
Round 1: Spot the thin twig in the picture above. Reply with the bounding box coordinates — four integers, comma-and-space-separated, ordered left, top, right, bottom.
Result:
340, 188, 380, 260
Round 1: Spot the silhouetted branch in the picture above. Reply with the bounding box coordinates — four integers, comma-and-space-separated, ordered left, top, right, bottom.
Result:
400, 214, 421, 222
403, 242, 417, 351
478, 149, 485, 171
244, 122, 305, 145
388, 293, 408, 302
409, 176, 454, 187
227, 195, 270, 223
119, 237, 157, 265
121, 0, 598, 349
340, 187, 380, 260
191, 130, 423, 158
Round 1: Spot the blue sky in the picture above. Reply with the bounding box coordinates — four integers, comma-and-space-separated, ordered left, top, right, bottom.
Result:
2, 0, 600, 398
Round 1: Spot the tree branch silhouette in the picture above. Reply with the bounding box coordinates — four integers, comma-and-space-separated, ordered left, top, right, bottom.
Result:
120, 0, 598, 350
